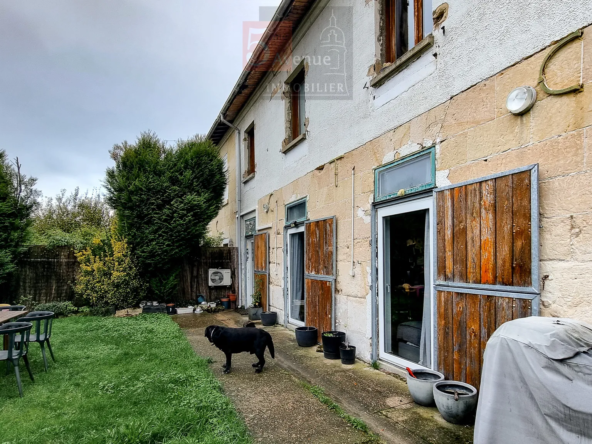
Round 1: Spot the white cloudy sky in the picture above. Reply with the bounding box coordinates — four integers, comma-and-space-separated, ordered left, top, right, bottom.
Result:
0, 0, 279, 198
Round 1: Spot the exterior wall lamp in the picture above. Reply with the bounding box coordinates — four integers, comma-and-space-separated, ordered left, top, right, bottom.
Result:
506, 86, 537, 115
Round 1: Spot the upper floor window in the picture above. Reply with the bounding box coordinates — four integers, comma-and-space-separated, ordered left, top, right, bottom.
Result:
290, 69, 306, 140
244, 123, 255, 178
383, 0, 433, 64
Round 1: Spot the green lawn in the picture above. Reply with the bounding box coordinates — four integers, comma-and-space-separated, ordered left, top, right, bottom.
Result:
0, 315, 250, 444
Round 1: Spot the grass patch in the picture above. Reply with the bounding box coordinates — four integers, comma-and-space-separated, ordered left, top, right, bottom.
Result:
302, 383, 381, 443
0, 315, 250, 444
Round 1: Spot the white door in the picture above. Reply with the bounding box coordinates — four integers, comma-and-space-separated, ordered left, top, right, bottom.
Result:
286, 226, 305, 326
246, 238, 254, 307
378, 196, 434, 370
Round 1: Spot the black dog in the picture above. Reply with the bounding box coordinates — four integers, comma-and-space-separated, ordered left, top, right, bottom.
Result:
205, 325, 275, 374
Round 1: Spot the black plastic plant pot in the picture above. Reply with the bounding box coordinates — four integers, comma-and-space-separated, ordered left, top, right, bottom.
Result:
295, 326, 318, 347
260, 311, 277, 326
322, 331, 346, 359
248, 306, 262, 321
340, 345, 356, 365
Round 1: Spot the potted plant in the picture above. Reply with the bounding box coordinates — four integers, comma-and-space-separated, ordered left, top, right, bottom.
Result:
321, 331, 345, 360
339, 342, 356, 365
247, 280, 263, 321
433, 381, 478, 424
260, 311, 277, 326
295, 326, 318, 347
406, 369, 444, 406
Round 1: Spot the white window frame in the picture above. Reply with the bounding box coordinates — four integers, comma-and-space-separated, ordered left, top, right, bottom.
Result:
286, 225, 306, 327
377, 195, 435, 370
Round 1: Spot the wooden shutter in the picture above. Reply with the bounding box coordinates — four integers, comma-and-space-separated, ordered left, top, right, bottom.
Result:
434, 165, 539, 389
254, 233, 269, 311
304, 217, 336, 341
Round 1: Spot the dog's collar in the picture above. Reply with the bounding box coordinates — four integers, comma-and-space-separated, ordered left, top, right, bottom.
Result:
210, 327, 218, 344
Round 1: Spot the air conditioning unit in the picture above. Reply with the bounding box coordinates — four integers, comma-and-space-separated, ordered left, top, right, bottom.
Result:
208, 269, 232, 287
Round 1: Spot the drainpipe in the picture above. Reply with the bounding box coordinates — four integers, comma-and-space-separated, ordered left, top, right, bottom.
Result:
219, 114, 243, 308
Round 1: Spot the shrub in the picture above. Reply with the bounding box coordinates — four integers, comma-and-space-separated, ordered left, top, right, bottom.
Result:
0, 152, 39, 286
35, 301, 76, 317
31, 188, 112, 250
105, 133, 227, 300
74, 220, 147, 309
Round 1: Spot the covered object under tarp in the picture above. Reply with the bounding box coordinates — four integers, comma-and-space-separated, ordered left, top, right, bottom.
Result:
474, 317, 592, 444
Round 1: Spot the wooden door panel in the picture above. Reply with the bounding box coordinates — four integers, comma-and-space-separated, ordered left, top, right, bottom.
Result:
254, 233, 268, 310
304, 217, 335, 340
305, 279, 332, 341
480, 179, 496, 285
496, 174, 513, 285
512, 171, 532, 286
255, 274, 268, 311
436, 169, 534, 288
437, 291, 533, 389
254, 233, 268, 272
305, 218, 334, 276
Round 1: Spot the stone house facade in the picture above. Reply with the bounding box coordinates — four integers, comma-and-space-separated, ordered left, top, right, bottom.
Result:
207, 0, 592, 384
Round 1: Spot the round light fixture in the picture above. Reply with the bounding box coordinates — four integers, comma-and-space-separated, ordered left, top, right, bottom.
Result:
506, 86, 537, 115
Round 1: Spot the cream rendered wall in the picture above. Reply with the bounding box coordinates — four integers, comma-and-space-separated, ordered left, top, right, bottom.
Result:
208, 131, 237, 245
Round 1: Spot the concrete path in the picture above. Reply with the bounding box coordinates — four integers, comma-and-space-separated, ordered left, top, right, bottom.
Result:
174, 311, 474, 444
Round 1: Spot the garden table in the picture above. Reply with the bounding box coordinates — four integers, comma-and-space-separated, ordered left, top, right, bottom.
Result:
0, 311, 28, 349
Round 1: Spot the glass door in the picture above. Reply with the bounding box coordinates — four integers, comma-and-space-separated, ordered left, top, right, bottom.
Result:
286, 226, 305, 326
378, 196, 434, 369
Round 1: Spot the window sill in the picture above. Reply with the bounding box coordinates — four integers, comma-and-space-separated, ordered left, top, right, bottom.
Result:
221, 199, 229, 207
281, 133, 306, 154
370, 35, 434, 89
242, 172, 255, 184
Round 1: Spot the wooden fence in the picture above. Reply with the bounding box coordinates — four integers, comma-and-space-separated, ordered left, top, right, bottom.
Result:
15, 246, 79, 304
178, 247, 239, 303
6, 246, 239, 305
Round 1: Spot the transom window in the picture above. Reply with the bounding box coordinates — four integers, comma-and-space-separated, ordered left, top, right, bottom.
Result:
285, 199, 307, 226
384, 0, 433, 63
374, 148, 435, 202
245, 217, 256, 237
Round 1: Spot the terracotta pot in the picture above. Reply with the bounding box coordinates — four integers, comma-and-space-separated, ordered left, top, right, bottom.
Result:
228, 294, 237, 302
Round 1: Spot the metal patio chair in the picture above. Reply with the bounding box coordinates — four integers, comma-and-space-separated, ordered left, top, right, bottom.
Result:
16, 311, 55, 372
0, 322, 34, 397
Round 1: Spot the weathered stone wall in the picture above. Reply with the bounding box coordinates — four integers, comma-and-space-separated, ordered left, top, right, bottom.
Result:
249, 28, 592, 360
209, 24, 592, 360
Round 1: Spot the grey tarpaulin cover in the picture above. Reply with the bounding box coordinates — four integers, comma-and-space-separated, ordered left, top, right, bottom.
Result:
474, 317, 592, 443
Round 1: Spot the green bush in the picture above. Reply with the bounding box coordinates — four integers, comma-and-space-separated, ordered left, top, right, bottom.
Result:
35, 301, 76, 317
105, 133, 227, 300
74, 220, 147, 309
30, 188, 112, 250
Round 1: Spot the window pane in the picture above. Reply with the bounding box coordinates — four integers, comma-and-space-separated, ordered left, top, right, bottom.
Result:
423, 0, 433, 37
396, 0, 408, 59
377, 153, 432, 199
287, 202, 306, 223
298, 83, 306, 135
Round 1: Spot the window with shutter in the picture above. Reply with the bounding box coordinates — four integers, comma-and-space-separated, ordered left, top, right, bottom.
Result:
434, 165, 539, 389
304, 217, 336, 341
254, 232, 268, 311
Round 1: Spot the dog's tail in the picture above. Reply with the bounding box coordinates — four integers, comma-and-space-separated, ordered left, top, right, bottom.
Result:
266, 333, 275, 359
